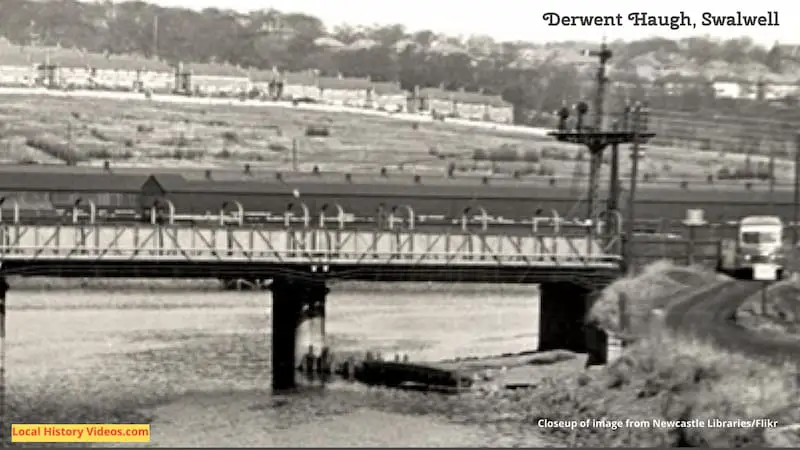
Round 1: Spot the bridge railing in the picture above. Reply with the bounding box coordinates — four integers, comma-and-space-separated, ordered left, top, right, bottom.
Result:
0, 222, 623, 268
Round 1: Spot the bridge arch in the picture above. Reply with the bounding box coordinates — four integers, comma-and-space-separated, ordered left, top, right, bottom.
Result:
0, 196, 20, 224
72, 198, 97, 224
319, 203, 346, 229
460, 205, 489, 233
284, 202, 310, 228
150, 199, 175, 225
532, 209, 562, 233
221, 200, 244, 226
388, 205, 415, 231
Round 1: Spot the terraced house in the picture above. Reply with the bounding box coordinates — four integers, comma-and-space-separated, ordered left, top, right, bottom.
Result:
414, 86, 513, 123
182, 62, 250, 96
371, 81, 406, 111
318, 75, 373, 107
0, 42, 515, 125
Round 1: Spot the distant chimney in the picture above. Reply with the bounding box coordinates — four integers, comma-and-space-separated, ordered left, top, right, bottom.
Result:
337, 72, 343, 79
205, 169, 212, 180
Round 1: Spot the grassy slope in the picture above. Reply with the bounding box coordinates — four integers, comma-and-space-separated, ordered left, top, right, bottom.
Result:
736, 278, 800, 339
0, 93, 793, 184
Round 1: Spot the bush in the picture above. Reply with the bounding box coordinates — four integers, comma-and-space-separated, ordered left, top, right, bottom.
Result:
522, 149, 540, 162
589, 260, 719, 338
221, 130, 239, 143
25, 134, 84, 164
472, 148, 488, 161
305, 125, 330, 137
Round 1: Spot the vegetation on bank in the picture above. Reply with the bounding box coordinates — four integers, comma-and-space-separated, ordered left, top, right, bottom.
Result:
736, 278, 800, 340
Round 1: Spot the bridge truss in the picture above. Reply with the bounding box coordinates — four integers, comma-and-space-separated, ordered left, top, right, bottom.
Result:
0, 199, 624, 282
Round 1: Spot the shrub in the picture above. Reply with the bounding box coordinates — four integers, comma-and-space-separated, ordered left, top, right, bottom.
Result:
25, 134, 84, 164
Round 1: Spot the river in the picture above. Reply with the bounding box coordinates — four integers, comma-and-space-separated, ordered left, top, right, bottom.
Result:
6, 281, 558, 447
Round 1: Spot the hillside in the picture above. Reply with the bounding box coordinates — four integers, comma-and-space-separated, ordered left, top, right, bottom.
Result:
0, 0, 798, 120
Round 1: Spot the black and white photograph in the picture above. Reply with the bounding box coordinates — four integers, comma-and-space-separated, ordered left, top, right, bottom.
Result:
0, 0, 798, 447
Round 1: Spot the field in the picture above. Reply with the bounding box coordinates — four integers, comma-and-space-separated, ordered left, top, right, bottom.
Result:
0, 90, 795, 186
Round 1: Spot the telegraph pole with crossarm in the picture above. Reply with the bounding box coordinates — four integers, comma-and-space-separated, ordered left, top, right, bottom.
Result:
547, 40, 656, 259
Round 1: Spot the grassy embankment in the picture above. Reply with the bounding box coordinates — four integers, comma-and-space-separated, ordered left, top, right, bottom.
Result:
0, 93, 791, 184
736, 277, 800, 340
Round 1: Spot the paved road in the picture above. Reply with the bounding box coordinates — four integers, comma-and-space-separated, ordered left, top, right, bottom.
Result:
666, 280, 800, 364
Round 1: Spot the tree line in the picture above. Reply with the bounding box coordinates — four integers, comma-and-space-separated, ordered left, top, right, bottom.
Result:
0, 0, 790, 123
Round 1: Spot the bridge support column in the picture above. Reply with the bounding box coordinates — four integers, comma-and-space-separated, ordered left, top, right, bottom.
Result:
270, 276, 328, 391
538, 282, 595, 353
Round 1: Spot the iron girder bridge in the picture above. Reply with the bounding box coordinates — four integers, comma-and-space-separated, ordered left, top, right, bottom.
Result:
0, 199, 624, 286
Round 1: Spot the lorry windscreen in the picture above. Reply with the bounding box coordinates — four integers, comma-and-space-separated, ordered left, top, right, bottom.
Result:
740, 231, 779, 244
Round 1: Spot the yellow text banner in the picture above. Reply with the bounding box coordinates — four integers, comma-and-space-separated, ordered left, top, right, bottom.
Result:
11, 424, 150, 443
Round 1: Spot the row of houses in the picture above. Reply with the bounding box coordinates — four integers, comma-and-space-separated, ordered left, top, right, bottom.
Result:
0, 48, 515, 123
614, 71, 800, 101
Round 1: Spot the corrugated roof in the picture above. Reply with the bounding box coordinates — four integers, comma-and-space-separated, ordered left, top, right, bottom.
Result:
284, 71, 318, 86
419, 87, 453, 100
419, 87, 510, 107
251, 69, 279, 82
373, 81, 405, 95
158, 178, 289, 195
187, 62, 248, 77
318, 76, 372, 90
0, 168, 148, 192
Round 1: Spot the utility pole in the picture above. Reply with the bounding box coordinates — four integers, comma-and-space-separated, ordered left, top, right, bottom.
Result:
152, 15, 159, 58
768, 146, 775, 207
794, 133, 800, 245
548, 41, 655, 260
607, 120, 621, 240
624, 103, 644, 267
585, 40, 612, 228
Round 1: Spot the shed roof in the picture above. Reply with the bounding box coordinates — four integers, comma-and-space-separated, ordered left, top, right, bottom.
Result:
318, 76, 372, 90
187, 62, 248, 77
284, 71, 319, 86
148, 174, 289, 195
373, 81, 406, 95
0, 167, 149, 192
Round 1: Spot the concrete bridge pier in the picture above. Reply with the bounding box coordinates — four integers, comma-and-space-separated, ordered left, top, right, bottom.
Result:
538, 281, 606, 363
270, 276, 329, 391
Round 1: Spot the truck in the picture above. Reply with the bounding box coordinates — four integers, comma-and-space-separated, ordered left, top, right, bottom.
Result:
717, 215, 787, 281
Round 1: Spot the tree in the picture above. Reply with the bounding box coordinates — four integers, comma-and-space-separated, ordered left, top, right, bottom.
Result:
0, 0, 786, 124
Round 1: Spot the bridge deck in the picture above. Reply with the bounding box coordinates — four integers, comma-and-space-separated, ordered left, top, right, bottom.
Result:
0, 223, 623, 284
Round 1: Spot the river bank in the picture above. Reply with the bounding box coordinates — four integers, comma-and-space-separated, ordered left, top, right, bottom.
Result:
8, 262, 798, 447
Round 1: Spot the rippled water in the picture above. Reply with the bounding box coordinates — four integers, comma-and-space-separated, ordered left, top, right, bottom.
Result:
7, 282, 551, 447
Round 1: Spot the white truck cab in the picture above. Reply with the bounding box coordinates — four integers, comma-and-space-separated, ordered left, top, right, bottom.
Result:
718, 215, 786, 281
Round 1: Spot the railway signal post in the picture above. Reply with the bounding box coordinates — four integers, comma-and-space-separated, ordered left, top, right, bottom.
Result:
548, 41, 655, 262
